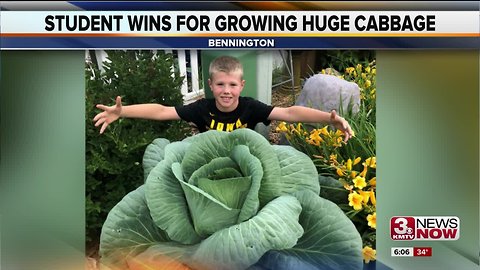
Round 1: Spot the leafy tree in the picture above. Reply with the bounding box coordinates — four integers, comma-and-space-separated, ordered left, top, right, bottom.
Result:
85, 50, 192, 245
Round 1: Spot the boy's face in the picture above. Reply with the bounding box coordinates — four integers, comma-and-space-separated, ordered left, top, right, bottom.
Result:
208, 71, 245, 112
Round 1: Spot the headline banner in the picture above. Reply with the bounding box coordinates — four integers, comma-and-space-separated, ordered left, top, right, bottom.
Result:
1, 11, 479, 49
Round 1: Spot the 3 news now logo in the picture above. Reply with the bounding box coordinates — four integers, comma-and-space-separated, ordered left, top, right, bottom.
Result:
390, 216, 460, 240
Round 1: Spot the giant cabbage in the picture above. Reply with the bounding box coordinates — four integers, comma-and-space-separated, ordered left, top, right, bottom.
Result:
99, 128, 363, 270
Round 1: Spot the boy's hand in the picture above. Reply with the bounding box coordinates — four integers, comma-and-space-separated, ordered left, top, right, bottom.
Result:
330, 110, 354, 142
93, 96, 123, 134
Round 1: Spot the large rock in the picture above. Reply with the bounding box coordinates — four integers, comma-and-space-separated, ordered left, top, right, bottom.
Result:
296, 74, 360, 115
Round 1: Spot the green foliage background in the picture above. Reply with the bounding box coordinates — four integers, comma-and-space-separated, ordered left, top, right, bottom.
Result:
317, 50, 375, 72
85, 50, 192, 244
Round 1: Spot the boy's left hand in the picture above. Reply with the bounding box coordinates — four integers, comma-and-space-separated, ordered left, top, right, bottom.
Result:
330, 110, 354, 142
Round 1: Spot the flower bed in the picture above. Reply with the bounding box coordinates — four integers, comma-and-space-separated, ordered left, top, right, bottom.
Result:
275, 61, 377, 265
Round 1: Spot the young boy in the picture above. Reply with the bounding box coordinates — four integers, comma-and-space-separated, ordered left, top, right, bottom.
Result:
94, 55, 354, 142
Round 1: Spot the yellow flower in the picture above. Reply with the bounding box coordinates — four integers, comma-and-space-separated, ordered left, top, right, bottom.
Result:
359, 166, 368, 178
362, 246, 376, 263
350, 171, 358, 178
372, 68, 376, 75
363, 157, 376, 169
346, 159, 352, 171
319, 126, 329, 136
370, 190, 376, 206
356, 63, 362, 70
335, 137, 343, 147
306, 138, 318, 146
353, 157, 362, 165
345, 67, 354, 74
321, 69, 326, 74
365, 66, 371, 73
353, 176, 367, 189
367, 212, 377, 229
359, 190, 370, 204
275, 122, 288, 132
365, 79, 372, 88
329, 154, 338, 166
344, 184, 354, 191
308, 130, 323, 145
368, 177, 376, 187
336, 168, 345, 177
348, 191, 363, 210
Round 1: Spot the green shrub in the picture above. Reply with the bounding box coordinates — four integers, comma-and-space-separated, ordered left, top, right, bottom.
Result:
85, 50, 193, 244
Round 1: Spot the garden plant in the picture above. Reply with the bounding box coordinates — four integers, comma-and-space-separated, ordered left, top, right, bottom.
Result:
99, 128, 364, 270
86, 50, 192, 245
276, 60, 377, 265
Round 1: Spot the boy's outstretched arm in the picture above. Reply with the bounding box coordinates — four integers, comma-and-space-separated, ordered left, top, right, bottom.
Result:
268, 106, 354, 142
93, 96, 180, 134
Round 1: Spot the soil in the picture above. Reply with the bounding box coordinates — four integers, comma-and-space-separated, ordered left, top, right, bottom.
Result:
85, 84, 301, 269
268, 85, 302, 144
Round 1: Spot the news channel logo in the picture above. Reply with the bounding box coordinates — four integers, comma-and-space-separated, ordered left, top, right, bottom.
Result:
390, 216, 460, 241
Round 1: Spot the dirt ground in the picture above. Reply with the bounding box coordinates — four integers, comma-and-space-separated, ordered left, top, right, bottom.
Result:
85, 85, 301, 269
268, 85, 301, 144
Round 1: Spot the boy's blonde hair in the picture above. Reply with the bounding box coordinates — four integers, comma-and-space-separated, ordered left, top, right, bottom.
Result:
209, 55, 244, 79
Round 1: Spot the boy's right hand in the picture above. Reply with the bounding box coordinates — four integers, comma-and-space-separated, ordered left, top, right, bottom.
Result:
93, 96, 123, 134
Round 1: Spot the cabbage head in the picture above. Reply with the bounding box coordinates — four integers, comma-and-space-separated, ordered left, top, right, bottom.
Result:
99, 128, 363, 270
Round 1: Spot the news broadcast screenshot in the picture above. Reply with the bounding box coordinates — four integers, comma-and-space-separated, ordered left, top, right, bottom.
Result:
1, 1, 478, 270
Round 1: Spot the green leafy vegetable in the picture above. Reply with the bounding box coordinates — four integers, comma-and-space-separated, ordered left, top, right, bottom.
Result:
100, 129, 363, 270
